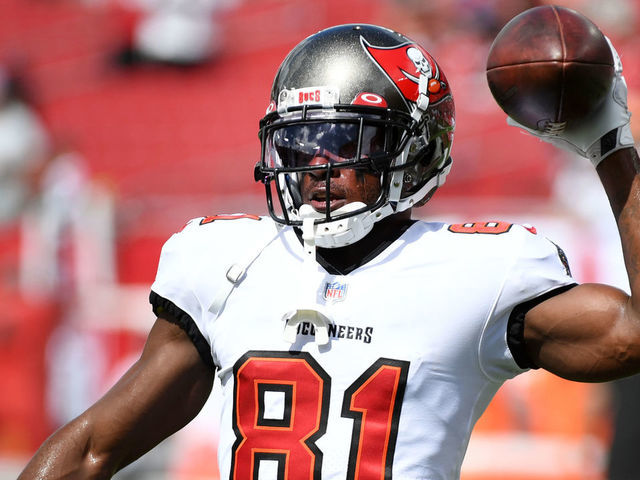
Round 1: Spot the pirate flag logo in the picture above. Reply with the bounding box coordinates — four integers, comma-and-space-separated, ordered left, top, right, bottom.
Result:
361, 38, 450, 112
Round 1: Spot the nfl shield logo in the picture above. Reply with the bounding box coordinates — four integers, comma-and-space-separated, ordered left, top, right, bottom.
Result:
323, 281, 347, 302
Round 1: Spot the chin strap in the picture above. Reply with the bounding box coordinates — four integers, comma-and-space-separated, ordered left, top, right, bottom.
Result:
282, 205, 334, 345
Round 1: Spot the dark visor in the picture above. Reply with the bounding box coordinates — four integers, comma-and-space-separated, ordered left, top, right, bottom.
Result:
265, 122, 400, 169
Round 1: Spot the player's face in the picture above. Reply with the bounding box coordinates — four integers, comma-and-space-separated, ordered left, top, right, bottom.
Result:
267, 121, 386, 212
300, 152, 381, 213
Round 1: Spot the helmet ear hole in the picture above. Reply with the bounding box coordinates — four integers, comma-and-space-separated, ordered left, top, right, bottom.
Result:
401, 138, 439, 196
416, 139, 437, 166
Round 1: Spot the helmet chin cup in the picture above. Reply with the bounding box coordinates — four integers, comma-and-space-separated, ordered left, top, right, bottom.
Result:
299, 203, 378, 248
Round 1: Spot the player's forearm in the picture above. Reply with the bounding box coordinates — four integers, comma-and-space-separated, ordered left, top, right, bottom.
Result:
597, 146, 639, 215
18, 416, 114, 480
597, 146, 640, 306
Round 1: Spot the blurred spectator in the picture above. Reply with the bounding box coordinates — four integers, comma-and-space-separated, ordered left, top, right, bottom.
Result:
19, 137, 117, 300
19, 139, 90, 297
0, 66, 49, 226
115, 0, 239, 67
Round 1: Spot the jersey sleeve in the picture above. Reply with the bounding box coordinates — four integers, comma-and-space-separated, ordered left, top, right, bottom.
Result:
479, 226, 577, 382
150, 218, 214, 367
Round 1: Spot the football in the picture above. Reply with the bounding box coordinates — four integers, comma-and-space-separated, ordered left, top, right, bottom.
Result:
486, 5, 614, 132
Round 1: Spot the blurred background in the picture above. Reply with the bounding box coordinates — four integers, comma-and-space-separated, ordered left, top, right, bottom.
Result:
1, 0, 639, 478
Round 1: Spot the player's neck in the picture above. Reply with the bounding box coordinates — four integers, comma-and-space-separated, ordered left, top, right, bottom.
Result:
311, 211, 415, 275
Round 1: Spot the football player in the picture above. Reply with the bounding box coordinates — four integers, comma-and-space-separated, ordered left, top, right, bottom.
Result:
19, 23, 640, 480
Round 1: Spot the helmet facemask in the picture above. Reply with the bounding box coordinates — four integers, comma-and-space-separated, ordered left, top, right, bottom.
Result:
258, 105, 424, 247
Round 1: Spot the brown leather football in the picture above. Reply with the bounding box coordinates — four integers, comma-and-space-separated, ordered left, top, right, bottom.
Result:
486, 5, 614, 132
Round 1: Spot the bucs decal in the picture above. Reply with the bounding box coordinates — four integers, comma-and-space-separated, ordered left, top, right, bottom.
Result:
361, 38, 449, 108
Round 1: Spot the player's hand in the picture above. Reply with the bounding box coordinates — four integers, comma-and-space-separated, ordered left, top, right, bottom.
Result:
507, 37, 634, 166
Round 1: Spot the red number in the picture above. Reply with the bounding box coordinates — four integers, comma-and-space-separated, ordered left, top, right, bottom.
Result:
448, 221, 512, 234
231, 353, 408, 480
231, 352, 330, 480
342, 359, 409, 480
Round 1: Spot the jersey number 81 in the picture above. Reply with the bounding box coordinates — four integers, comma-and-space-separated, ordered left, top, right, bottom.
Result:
231, 351, 409, 480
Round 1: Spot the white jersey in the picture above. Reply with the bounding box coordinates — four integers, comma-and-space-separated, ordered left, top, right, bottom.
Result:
150, 215, 575, 480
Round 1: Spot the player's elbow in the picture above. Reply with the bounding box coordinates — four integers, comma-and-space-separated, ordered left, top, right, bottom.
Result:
72, 419, 122, 479
78, 452, 117, 479
20, 416, 119, 480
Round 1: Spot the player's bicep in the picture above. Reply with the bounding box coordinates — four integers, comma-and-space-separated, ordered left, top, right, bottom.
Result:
524, 283, 640, 381
84, 316, 215, 472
